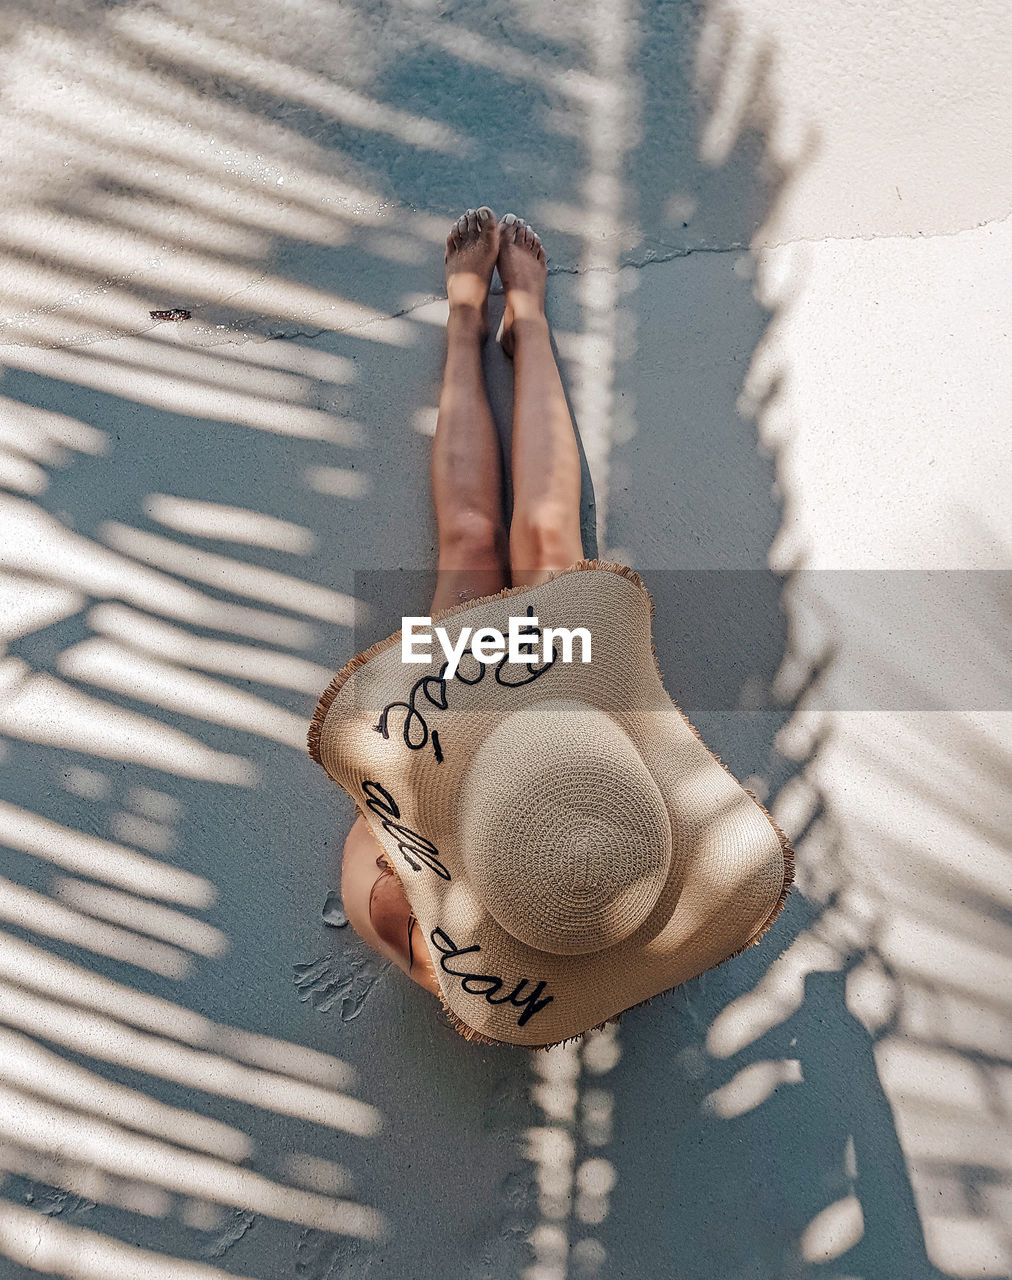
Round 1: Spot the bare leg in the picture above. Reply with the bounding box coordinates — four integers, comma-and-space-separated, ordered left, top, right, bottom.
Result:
498, 214, 584, 589
430, 205, 509, 614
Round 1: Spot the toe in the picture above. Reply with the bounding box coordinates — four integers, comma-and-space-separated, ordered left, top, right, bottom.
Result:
477, 205, 495, 226
465, 208, 479, 236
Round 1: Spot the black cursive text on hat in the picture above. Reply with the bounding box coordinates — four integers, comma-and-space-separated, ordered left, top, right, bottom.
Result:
362, 779, 451, 881
375, 607, 557, 765
430, 926, 555, 1028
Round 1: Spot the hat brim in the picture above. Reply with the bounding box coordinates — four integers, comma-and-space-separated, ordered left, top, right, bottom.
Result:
310, 561, 794, 1049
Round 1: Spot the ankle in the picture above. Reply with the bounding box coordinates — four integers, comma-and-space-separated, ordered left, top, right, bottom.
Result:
504, 293, 546, 326
504, 313, 549, 350
447, 303, 487, 337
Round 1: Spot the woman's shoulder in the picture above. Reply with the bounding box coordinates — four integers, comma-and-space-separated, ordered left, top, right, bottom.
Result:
340, 816, 439, 995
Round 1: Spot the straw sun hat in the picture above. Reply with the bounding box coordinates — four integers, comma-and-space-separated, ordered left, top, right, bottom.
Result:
308, 561, 794, 1049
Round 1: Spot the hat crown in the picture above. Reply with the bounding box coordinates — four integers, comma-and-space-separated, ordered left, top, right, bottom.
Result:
460, 700, 672, 955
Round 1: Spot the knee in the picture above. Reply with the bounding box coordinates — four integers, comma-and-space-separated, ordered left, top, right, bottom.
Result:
509, 507, 582, 576
439, 510, 507, 565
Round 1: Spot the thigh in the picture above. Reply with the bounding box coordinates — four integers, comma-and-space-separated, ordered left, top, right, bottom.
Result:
428, 561, 508, 615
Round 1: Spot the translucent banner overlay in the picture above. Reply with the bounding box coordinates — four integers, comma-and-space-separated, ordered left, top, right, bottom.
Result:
345, 569, 1010, 713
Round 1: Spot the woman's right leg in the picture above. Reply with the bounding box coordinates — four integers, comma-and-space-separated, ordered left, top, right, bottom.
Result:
497, 214, 585, 589
430, 206, 510, 614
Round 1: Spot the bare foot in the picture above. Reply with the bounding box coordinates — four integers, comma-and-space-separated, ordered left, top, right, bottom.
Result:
496, 213, 547, 358
445, 206, 499, 339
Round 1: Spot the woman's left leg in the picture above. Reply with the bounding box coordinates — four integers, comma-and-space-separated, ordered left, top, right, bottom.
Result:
429, 206, 509, 613
496, 215, 585, 589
